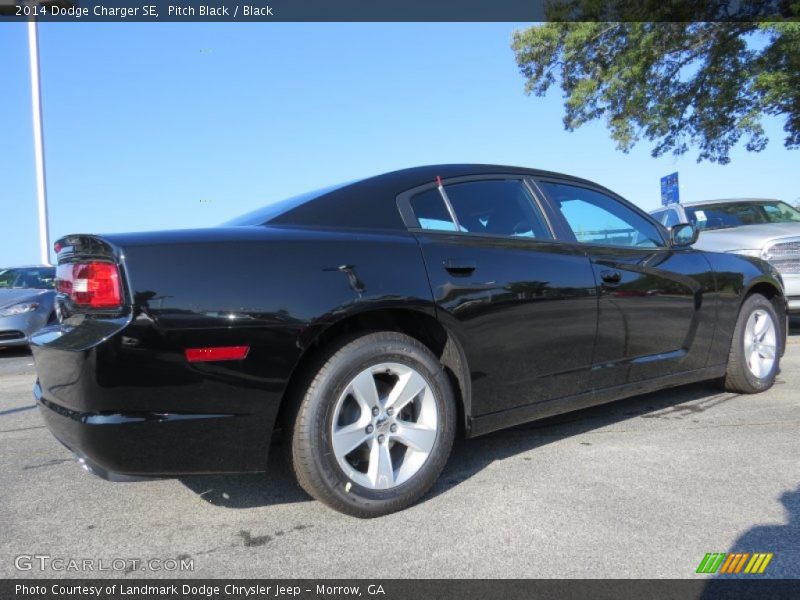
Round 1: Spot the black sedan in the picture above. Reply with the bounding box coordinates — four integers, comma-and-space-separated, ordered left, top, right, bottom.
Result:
31, 164, 787, 517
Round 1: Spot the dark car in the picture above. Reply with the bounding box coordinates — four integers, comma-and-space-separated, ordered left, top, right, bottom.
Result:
31, 165, 787, 517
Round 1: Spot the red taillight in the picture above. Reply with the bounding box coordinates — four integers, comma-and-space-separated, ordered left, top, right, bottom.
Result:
185, 346, 250, 362
56, 261, 122, 309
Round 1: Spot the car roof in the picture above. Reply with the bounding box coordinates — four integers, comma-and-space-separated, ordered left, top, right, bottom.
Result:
267, 164, 610, 230
341, 163, 602, 189
681, 198, 780, 207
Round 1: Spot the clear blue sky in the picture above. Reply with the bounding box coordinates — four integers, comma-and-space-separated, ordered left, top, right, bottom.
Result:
2, 23, 798, 266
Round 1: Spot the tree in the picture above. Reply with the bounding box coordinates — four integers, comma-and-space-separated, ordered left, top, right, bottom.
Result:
512, 17, 800, 164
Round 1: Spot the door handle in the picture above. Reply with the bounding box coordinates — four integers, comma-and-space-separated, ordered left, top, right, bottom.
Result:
443, 259, 476, 277
600, 269, 622, 284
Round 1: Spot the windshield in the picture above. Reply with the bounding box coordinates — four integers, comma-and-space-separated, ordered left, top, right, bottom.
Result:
0, 267, 56, 290
685, 201, 800, 231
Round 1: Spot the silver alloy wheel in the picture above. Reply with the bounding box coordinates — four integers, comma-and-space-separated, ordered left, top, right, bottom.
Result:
330, 362, 438, 490
744, 308, 777, 379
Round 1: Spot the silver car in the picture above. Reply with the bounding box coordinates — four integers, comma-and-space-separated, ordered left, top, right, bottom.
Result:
651, 198, 800, 314
0, 265, 56, 348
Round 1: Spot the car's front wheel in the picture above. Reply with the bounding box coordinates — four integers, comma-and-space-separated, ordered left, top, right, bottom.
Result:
290, 331, 456, 518
722, 293, 782, 393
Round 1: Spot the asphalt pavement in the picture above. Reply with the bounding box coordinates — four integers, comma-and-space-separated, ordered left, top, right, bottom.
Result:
1, 320, 799, 579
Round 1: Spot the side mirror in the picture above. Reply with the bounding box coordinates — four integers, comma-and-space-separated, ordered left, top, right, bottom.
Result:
670, 222, 699, 247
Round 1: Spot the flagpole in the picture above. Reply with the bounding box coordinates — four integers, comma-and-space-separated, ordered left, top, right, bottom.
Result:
27, 18, 51, 266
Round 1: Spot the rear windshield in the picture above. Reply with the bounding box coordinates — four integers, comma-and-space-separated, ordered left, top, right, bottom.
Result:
222, 182, 351, 226
0, 267, 56, 290
686, 201, 800, 230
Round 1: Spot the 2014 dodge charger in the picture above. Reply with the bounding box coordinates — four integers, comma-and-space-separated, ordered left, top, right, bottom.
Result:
32, 165, 787, 517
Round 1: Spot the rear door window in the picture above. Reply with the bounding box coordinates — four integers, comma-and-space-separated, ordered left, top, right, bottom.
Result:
408, 179, 552, 239
409, 189, 459, 232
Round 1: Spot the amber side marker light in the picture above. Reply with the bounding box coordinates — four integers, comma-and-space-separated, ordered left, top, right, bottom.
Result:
185, 346, 250, 362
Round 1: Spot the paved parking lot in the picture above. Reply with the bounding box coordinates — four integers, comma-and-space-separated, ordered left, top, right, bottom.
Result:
1, 321, 799, 579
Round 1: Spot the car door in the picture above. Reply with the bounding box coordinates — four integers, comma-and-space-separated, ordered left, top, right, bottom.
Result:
536, 179, 716, 387
398, 175, 598, 416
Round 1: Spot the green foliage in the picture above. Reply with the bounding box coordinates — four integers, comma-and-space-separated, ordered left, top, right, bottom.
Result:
512, 18, 800, 163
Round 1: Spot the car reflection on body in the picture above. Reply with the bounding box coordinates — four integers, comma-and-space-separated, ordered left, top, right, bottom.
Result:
0, 265, 56, 348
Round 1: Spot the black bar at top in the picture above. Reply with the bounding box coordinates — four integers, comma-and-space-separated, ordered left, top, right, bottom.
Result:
0, 0, 796, 23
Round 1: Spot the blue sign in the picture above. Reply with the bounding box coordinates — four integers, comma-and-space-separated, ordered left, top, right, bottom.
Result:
660, 172, 679, 206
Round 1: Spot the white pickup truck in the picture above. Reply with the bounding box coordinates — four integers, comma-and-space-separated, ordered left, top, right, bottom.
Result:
651, 198, 800, 314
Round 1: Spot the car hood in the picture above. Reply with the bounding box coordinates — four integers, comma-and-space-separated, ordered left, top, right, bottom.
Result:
0, 289, 54, 309
694, 222, 800, 252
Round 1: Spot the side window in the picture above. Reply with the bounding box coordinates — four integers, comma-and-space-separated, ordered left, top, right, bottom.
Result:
539, 182, 664, 248
409, 189, 458, 232
409, 179, 551, 239
662, 209, 680, 228
763, 204, 781, 220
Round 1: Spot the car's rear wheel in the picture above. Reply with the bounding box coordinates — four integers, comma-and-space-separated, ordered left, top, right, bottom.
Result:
290, 331, 456, 518
722, 294, 781, 394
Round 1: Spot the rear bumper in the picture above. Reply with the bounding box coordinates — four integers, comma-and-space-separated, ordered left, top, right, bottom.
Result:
34, 381, 268, 477
31, 317, 279, 477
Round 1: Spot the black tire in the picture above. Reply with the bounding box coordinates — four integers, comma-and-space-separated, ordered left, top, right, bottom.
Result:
289, 331, 456, 518
722, 294, 781, 394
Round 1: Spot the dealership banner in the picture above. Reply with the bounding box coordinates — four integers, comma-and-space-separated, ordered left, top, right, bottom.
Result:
0, 0, 795, 22
4, 579, 800, 600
